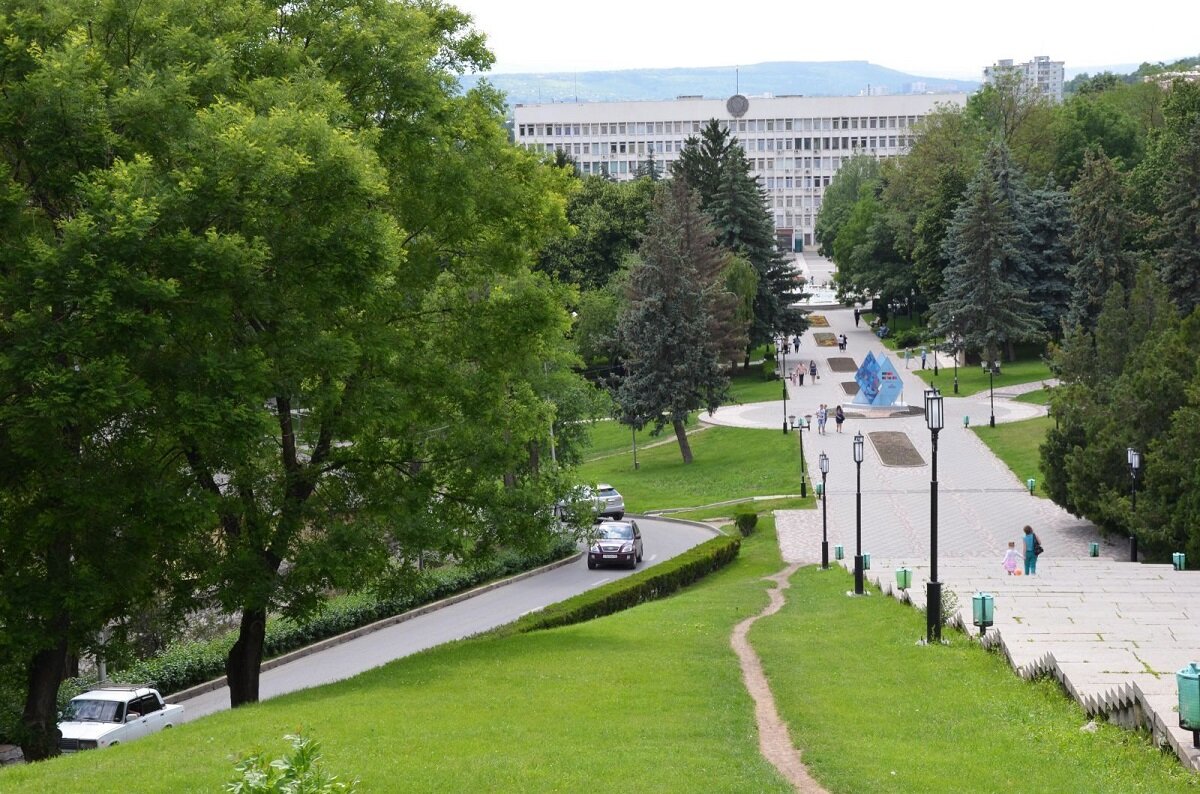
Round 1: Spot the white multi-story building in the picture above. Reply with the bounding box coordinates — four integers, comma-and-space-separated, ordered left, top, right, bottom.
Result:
513, 92, 967, 251
984, 56, 1065, 102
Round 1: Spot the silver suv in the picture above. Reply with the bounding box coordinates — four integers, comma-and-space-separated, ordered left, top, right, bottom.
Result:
591, 483, 624, 520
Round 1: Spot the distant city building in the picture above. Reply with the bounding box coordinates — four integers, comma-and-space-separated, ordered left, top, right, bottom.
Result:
906, 81, 928, 94
513, 93, 967, 251
984, 56, 1065, 102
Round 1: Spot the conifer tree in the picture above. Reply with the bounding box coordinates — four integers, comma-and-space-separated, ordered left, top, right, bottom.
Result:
930, 150, 1042, 365
636, 147, 662, 181
1024, 179, 1075, 337
672, 119, 732, 202
615, 180, 733, 463
1151, 120, 1200, 314
1066, 148, 1138, 329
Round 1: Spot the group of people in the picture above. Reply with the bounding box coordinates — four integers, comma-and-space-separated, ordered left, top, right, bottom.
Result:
791, 359, 819, 385
813, 403, 844, 435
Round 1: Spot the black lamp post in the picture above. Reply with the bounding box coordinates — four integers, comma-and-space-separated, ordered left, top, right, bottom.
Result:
933, 340, 939, 376
819, 451, 830, 569
925, 388, 944, 643
853, 431, 865, 596
1128, 446, 1140, 562
988, 359, 997, 428
790, 414, 809, 498
779, 338, 789, 435
952, 336, 959, 394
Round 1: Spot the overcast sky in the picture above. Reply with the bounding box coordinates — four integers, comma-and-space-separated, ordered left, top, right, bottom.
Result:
450, 0, 1198, 80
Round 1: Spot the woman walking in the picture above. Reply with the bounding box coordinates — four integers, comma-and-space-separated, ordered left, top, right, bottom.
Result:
1023, 525, 1039, 576
834, 404, 845, 433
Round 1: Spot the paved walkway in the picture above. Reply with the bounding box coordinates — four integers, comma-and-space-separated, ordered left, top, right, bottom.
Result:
705, 253, 1200, 771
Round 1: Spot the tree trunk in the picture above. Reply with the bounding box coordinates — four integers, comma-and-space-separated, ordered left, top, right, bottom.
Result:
742, 352, 751, 369
1005, 339, 1015, 362
225, 606, 267, 708
673, 418, 693, 464
20, 628, 69, 761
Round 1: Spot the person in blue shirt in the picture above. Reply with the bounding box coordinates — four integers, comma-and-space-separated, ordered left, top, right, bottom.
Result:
1023, 525, 1038, 575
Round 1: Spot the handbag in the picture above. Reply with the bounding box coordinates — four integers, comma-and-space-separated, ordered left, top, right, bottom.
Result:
1034, 534, 1044, 556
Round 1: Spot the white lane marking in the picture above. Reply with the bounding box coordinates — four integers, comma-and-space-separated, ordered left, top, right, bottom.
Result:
518, 607, 545, 617
589, 577, 613, 588
648, 554, 658, 562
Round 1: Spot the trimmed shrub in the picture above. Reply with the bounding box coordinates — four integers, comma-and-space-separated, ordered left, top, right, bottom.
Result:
734, 512, 758, 537
893, 328, 924, 349
501, 533, 740, 636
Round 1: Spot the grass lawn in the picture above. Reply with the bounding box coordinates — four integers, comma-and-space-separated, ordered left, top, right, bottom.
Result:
0, 525, 795, 794
1016, 388, 1052, 405
972, 416, 1052, 497
581, 416, 698, 462
729, 362, 788, 404
913, 356, 1054, 397
752, 565, 1196, 792
577, 425, 808, 512
667, 495, 811, 521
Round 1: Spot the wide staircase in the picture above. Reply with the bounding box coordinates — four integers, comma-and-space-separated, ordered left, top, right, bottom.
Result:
850, 556, 1200, 771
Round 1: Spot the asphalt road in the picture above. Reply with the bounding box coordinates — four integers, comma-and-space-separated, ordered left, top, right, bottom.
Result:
176, 517, 716, 722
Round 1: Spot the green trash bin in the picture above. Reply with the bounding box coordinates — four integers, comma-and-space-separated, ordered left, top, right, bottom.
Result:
1088, 542, 1099, 557
895, 567, 912, 590
1177, 662, 1200, 747
1173, 552, 1186, 571
862, 553, 871, 571
834, 544, 844, 560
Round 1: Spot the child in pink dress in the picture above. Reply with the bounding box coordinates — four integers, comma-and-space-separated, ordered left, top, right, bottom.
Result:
1002, 541, 1020, 575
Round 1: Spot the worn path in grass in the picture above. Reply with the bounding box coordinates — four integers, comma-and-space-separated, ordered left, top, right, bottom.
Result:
731, 562, 826, 793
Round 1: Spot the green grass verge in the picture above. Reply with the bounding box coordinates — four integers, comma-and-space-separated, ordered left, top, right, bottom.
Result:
665, 496, 812, 521
1015, 388, 1052, 405
729, 362, 788, 404
913, 357, 1053, 397
972, 416, 1052, 497
1, 523, 793, 794
580, 415, 697, 463
751, 566, 1196, 792
577, 425, 806, 512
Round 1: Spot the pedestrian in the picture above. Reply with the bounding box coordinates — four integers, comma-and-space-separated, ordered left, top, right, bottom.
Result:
834, 404, 845, 433
796, 365, 804, 386
920, 349, 927, 370
809, 360, 817, 381
816, 403, 828, 435
1002, 541, 1020, 576
1022, 525, 1042, 575
853, 308, 860, 327
793, 335, 800, 353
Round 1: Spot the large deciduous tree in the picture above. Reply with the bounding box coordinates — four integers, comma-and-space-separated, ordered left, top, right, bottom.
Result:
615, 180, 734, 463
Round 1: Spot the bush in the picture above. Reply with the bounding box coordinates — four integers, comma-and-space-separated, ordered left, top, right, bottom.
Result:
11, 537, 577, 740
734, 512, 758, 537
893, 328, 924, 348
500, 533, 740, 635
762, 357, 776, 380
228, 734, 358, 793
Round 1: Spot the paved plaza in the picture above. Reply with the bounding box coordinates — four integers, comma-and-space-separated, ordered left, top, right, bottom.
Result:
702, 253, 1200, 770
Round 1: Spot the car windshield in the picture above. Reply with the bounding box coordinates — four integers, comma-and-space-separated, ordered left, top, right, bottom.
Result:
598, 488, 618, 497
62, 699, 121, 723
598, 524, 633, 539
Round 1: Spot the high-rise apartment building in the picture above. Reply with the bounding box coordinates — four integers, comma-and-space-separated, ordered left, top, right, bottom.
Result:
513, 92, 967, 251
983, 56, 1065, 102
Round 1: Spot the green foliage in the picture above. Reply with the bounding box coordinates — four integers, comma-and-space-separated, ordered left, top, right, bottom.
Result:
1067, 148, 1139, 329
227, 734, 358, 793
734, 512, 758, 537
539, 176, 655, 289
501, 534, 741, 635
814, 154, 882, 256
615, 180, 734, 462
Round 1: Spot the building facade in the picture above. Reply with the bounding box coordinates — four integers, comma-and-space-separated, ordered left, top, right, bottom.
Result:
984, 56, 1065, 102
513, 92, 967, 250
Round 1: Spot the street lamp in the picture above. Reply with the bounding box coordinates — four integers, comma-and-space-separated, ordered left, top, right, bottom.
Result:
819, 451, 830, 569
779, 340, 788, 434
925, 388, 944, 643
853, 431, 865, 596
790, 414, 809, 498
952, 335, 959, 394
987, 359, 998, 428
1128, 447, 1141, 562
932, 340, 939, 376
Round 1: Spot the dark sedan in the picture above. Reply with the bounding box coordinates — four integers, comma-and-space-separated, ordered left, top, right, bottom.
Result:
587, 520, 643, 570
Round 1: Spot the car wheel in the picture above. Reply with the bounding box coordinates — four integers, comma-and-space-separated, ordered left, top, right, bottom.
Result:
614, 512, 624, 520
637, 548, 643, 562
628, 556, 637, 570
587, 558, 597, 570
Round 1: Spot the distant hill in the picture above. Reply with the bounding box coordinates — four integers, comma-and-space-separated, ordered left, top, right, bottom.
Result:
460, 61, 979, 106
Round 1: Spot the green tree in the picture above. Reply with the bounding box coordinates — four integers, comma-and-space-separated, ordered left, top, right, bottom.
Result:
538, 176, 655, 289
672, 119, 732, 202
814, 154, 881, 256
636, 147, 662, 181
1148, 119, 1200, 313
1066, 148, 1139, 330
615, 180, 733, 463
1024, 180, 1075, 338
930, 146, 1042, 365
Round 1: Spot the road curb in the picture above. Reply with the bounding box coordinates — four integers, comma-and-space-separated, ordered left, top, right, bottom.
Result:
167, 550, 584, 705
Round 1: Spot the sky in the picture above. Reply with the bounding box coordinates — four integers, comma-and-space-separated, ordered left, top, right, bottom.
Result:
450, 0, 1198, 80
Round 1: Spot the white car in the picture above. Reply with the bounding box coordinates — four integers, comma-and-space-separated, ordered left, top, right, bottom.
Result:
590, 483, 625, 520
554, 483, 625, 523
58, 686, 183, 752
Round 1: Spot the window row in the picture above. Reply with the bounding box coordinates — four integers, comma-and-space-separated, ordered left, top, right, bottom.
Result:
517, 114, 923, 138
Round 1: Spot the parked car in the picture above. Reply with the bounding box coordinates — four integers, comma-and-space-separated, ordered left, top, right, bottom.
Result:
58, 685, 183, 752
587, 520, 643, 570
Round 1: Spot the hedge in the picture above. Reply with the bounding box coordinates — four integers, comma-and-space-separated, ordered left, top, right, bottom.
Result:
0, 538, 576, 744
497, 532, 740, 636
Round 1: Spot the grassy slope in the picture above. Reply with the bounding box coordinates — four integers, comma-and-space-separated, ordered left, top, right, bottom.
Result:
973, 416, 1052, 497
1015, 388, 1052, 405
752, 566, 1195, 792
729, 363, 788, 404
577, 425, 807, 512
913, 357, 1053, 397
580, 415, 698, 462
0, 526, 794, 794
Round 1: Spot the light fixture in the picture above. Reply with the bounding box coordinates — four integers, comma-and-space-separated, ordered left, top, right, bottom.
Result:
972, 592, 994, 636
